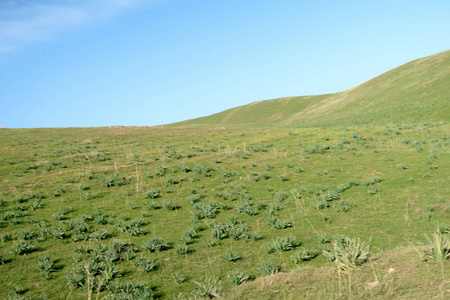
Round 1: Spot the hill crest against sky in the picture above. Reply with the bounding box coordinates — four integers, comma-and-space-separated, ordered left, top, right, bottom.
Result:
175, 49, 450, 126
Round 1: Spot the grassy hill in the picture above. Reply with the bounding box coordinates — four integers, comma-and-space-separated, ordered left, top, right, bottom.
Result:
0, 51, 449, 300
176, 49, 450, 126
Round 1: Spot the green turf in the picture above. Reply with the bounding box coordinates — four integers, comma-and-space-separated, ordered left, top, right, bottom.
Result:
0, 51, 449, 300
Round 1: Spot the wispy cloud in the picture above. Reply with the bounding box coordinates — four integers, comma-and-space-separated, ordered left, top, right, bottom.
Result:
0, 0, 150, 53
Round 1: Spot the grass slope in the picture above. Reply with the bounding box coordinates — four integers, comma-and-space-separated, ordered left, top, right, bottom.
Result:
0, 123, 448, 299
0, 51, 449, 300
176, 49, 450, 126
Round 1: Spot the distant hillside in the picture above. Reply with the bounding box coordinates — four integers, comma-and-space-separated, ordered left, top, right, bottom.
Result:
174, 50, 450, 126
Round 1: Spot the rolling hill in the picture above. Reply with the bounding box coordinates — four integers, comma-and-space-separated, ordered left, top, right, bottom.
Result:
0, 50, 449, 299
175, 49, 450, 126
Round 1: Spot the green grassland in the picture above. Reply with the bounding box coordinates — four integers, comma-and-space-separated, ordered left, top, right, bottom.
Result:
0, 50, 449, 300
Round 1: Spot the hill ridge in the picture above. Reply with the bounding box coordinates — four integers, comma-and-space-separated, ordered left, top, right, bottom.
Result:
174, 49, 450, 126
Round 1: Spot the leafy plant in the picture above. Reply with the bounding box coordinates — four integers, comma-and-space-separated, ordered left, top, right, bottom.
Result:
192, 276, 222, 298
278, 174, 288, 182
147, 202, 159, 210
194, 203, 218, 219
162, 200, 177, 211
171, 273, 187, 283
144, 190, 160, 199
291, 249, 320, 263
11, 239, 32, 255
235, 202, 257, 216
266, 235, 300, 253
120, 219, 144, 236
257, 260, 280, 275
312, 199, 329, 210
134, 257, 158, 272
107, 281, 154, 299
16, 229, 35, 240
93, 210, 107, 225
274, 192, 288, 202
89, 229, 108, 241
322, 236, 371, 272
30, 199, 42, 210
228, 269, 251, 285
336, 200, 356, 212
100, 263, 120, 282
222, 251, 241, 262
175, 244, 190, 255
0, 233, 13, 243
321, 190, 341, 202
422, 226, 450, 262
142, 237, 169, 252
250, 231, 261, 241
315, 232, 330, 244
37, 255, 55, 279
397, 163, 408, 170
99, 173, 126, 187
267, 215, 293, 229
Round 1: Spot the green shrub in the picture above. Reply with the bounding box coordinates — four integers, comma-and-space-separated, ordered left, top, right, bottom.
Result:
291, 249, 320, 263
257, 260, 279, 275
16, 229, 35, 240
274, 192, 288, 202
93, 210, 107, 225
321, 190, 341, 202
99, 174, 126, 187
171, 273, 187, 284
228, 270, 251, 285
177, 164, 191, 173
120, 219, 144, 236
267, 215, 292, 229
0, 233, 13, 243
192, 276, 222, 298
322, 236, 371, 272
312, 199, 329, 210
175, 244, 190, 255
266, 235, 300, 253
147, 202, 159, 210
210, 223, 232, 240
222, 251, 241, 262
134, 257, 158, 272
30, 199, 42, 210
187, 194, 202, 205
142, 237, 169, 252
336, 200, 356, 212
193, 203, 218, 219
11, 239, 32, 255
422, 226, 450, 262
79, 184, 90, 191
144, 190, 160, 199
50, 227, 66, 240
107, 281, 154, 299
315, 232, 330, 244
278, 175, 288, 182
397, 163, 408, 170
162, 200, 177, 211
235, 202, 257, 216
37, 255, 55, 279
250, 232, 261, 241
89, 229, 108, 241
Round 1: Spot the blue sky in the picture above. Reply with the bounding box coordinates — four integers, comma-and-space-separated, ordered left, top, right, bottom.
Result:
0, 0, 449, 128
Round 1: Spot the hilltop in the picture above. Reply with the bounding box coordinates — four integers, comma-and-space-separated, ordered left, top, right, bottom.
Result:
175, 50, 450, 126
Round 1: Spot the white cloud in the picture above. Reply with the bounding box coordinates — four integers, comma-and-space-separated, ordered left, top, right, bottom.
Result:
0, 0, 150, 53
